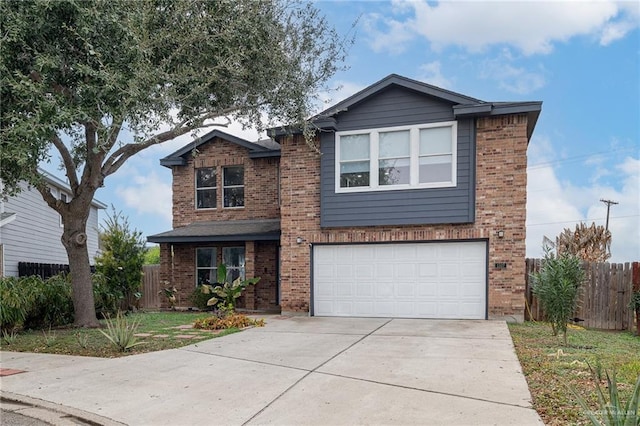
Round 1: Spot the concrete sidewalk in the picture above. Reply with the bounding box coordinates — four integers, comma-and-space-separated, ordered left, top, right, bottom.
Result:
0, 317, 543, 425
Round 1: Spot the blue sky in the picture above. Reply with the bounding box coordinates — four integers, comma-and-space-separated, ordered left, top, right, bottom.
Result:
43, 0, 640, 262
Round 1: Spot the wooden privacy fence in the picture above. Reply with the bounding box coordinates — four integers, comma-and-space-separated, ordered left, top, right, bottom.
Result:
525, 259, 639, 331
141, 265, 161, 310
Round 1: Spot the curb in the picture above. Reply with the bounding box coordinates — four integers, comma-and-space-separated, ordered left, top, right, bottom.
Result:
0, 392, 126, 426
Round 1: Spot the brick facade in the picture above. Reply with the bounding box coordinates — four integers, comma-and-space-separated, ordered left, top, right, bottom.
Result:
158, 113, 531, 320
158, 137, 280, 311
171, 139, 280, 228
279, 114, 529, 320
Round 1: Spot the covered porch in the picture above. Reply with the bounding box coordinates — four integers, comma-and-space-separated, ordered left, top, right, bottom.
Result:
148, 219, 280, 312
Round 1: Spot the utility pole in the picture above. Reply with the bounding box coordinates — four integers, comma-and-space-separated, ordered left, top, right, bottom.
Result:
600, 199, 618, 230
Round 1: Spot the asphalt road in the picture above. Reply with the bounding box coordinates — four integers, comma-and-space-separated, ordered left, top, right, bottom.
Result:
1, 410, 49, 426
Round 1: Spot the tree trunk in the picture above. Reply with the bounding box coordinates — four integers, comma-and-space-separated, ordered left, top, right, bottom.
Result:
62, 215, 100, 328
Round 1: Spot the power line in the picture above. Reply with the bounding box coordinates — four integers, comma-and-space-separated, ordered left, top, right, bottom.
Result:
527, 146, 637, 170
527, 214, 638, 227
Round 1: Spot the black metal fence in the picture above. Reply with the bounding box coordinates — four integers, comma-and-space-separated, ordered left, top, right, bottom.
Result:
18, 262, 95, 279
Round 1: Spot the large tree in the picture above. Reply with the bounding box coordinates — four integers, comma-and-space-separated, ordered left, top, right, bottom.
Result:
0, 0, 349, 326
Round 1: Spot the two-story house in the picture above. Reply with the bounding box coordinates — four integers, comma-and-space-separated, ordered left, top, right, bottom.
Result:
0, 170, 106, 277
149, 74, 541, 321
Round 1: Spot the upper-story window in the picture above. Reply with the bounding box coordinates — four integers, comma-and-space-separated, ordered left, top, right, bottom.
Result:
223, 166, 244, 208
59, 192, 68, 227
196, 168, 217, 209
336, 121, 457, 193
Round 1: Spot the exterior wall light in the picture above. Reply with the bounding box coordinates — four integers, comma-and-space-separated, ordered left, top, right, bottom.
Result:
496, 230, 505, 238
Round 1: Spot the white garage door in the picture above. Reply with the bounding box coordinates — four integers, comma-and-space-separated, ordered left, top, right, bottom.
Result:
313, 241, 487, 319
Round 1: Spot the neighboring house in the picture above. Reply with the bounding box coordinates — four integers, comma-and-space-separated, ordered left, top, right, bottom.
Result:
149, 74, 541, 321
0, 171, 106, 277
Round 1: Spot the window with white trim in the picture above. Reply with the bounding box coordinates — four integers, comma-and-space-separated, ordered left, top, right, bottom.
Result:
223, 166, 244, 208
223, 247, 245, 281
196, 247, 217, 286
336, 122, 457, 192
196, 168, 216, 209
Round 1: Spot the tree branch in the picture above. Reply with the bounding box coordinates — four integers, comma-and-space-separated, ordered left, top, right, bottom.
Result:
101, 108, 235, 178
50, 134, 79, 192
33, 167, 61, 213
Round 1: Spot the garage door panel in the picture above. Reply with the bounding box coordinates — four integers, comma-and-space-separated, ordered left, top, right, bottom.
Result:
417, 283, 437, 297
376, 282, 394, 297
313, 242, 486, 319
397, 282, 415, 297
356, 283, 374, 297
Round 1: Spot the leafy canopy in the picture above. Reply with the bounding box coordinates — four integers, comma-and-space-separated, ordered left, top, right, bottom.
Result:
0, 0, 350, 194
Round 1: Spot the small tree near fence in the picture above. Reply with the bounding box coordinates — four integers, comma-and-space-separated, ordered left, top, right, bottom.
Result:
94, 208, 146, 313
531, 244, 586, 345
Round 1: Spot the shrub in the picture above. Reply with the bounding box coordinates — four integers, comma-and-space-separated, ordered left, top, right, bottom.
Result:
190, 286, 216, 311
98, 311, 144, 352
94, 208, 146, 312
0, 276, 33, 331
1, 275, 75, 331
571, 365, 640, 426
193, 312, 265, 330
93, 272, 120, 318
23, 274, 74, 329
532, 244, 585, 345
200, 264, 260, 312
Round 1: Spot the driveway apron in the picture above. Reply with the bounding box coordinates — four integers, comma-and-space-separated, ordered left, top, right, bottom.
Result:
0, 317, 542, 425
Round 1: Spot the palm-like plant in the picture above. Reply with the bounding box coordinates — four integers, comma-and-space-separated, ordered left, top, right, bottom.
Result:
556, 222, 611, 262
200, 264, 260, 313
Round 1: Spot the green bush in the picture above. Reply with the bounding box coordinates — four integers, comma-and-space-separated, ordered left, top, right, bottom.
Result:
93, 272, 120, 318
0, 276, 33, 331
189, 286, 217, 311
23, 274, 74, 329
94, 208, 146, 312
532, 245, 585, 345
98, 311, 144, 352
0, 275, 75, 331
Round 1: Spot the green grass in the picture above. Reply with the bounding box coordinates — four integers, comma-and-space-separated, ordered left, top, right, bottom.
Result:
0, 311, 239, 358
509, 321, 640, 425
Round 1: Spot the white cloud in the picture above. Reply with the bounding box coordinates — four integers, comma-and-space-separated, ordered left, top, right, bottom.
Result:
417, 61, 453, 89
479, 49, 546, 94
363, 12, 415, 54
115, 171, 173, 225
526, 138, 640, 262
366, 0, 637, 55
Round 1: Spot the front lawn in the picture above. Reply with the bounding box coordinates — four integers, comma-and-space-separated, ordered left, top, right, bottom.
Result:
1, 311, 239, 358
509, 321, 640, 425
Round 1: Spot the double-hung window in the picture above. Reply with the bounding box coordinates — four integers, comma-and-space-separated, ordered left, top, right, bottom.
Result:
223, 166, 244, 208
196, 247, 217, 286
196, 168, 216, 209
223, 247, 245, 282
336, 121, 456, 192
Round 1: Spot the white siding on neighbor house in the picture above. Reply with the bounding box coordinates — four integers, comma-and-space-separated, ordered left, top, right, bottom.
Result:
0, 181, 102, 277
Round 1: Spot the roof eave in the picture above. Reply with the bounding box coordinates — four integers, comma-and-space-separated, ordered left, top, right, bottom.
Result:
248, 150, 281, 159
147, 231, 281, 244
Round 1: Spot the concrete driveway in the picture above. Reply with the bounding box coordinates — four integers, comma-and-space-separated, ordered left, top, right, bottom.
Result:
0, 317, 542, 425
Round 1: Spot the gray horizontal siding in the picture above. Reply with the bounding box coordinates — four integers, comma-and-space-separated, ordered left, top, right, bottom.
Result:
0, 182, 101, 277
320, 86, 475, 228
333, 86, 456, 131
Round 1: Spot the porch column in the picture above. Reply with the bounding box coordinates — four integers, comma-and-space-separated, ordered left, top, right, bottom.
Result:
244, 241, 256, 310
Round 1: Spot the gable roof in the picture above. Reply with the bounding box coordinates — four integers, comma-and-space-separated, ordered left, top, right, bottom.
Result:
160, 129, 280, 168
269, 73, 542, 140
